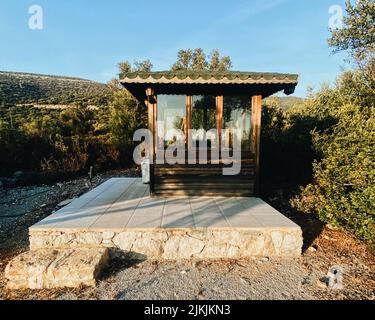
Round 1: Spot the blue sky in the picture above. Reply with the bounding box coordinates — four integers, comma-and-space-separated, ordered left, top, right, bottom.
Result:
0, 0, 349, 97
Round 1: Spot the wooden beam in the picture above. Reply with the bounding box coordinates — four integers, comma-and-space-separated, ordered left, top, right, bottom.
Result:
251, 95, 262, 196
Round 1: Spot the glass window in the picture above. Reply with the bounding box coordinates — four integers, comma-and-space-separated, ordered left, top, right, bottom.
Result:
223, 96, 251, 150
157, 95, 186, 148
192, 95, 216, 131
191, 95, 217, 149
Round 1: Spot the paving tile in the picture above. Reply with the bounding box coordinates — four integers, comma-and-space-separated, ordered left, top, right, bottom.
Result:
225, 214, 264, 228
126, 213, 162, 228
79, 179, 118, 199
163, 198, 192, 217
30, 180, 298, 233
133, 199, 165, 217
257, 215, 299, 229
45, 208, 106, 229
90, 181, 147, 230
214, 198, 248, 216
162, 214, 195, 228
190, 198, 222, 216
193, 215, 230, 228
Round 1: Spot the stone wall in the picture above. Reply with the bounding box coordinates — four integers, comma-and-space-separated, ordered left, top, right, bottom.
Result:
29, 228, 303, 259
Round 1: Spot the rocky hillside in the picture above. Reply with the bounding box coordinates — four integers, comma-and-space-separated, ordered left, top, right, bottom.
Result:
264, 96, 305, 110
0, 71, 111, 106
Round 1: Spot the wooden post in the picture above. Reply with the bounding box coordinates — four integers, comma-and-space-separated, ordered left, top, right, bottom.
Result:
186, 96, 192, 150
146, 88, 156, 197
216, 96, 223, 146
251, 95, 262, 196
216, 96, 223, 162
146, 101, 155, 156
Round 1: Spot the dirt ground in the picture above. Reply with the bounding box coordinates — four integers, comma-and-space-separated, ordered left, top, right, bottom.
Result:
0, 170, 374, 300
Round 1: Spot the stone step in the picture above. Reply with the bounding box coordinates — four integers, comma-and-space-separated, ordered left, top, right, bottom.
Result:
5, 248, 110, 290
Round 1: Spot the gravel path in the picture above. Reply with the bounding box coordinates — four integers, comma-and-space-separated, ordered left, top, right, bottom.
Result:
95, 258, 317, 300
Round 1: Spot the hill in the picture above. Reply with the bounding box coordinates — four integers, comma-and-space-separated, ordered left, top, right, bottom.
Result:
0, 71, 111, 106
264, 96, 306, 110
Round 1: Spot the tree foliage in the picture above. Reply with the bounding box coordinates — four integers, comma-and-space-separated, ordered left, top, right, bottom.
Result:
328, 0, 375, 61
171, 48, 232, 71
285, 1, 375, 247
118, 59, 153, 76
290, 63, 375, 245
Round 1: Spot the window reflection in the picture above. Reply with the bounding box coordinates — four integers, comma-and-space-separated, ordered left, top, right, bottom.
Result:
157, 95, 186, 148
223, 96, 251, 150
191, 95, 216, 148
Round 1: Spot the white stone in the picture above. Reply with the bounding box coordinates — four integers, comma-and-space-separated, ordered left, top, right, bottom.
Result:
112, 232, 139, 251
271, 231, 284, 255
308, 246, 317, 253
5, 248, 110, 289
57, 198, 76, 207
78, 232, 103, 245
102, 231, 115, 240
283, 233, 302, 256
102, 239, 113, 246
201, 243, 228, 258
163, 234, 205, 259
131, 237, 163, 258
53, 233, 75, 247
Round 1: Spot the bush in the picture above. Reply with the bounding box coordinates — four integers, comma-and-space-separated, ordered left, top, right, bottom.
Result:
292, 104, 375, 246
290, 62, 375, 247
261, 58, 374, 247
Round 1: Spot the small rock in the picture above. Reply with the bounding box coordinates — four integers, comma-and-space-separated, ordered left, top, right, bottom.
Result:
323, 235, 337, 241
317, 279, 328, 289
327, 266, 344, 290
308, 246, 317, 253
326, 224, 339, 231
197, 288, 207, 300
13, 171, 24, 179
58, 198, 75, 207
102, 231, 115, 240
260, 257, 269, 262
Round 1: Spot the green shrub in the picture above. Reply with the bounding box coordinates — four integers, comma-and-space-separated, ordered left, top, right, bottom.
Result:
290, 61, 375, 247
292, 103, 375, 246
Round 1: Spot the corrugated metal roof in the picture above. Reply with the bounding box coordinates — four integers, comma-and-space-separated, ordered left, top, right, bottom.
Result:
121, 71, 299, 85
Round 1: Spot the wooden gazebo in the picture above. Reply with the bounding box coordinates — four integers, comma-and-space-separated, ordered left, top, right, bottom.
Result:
121, 71, 298, 197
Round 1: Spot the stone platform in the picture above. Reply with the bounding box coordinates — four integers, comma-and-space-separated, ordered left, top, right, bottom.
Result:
29, 178, 303, 259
